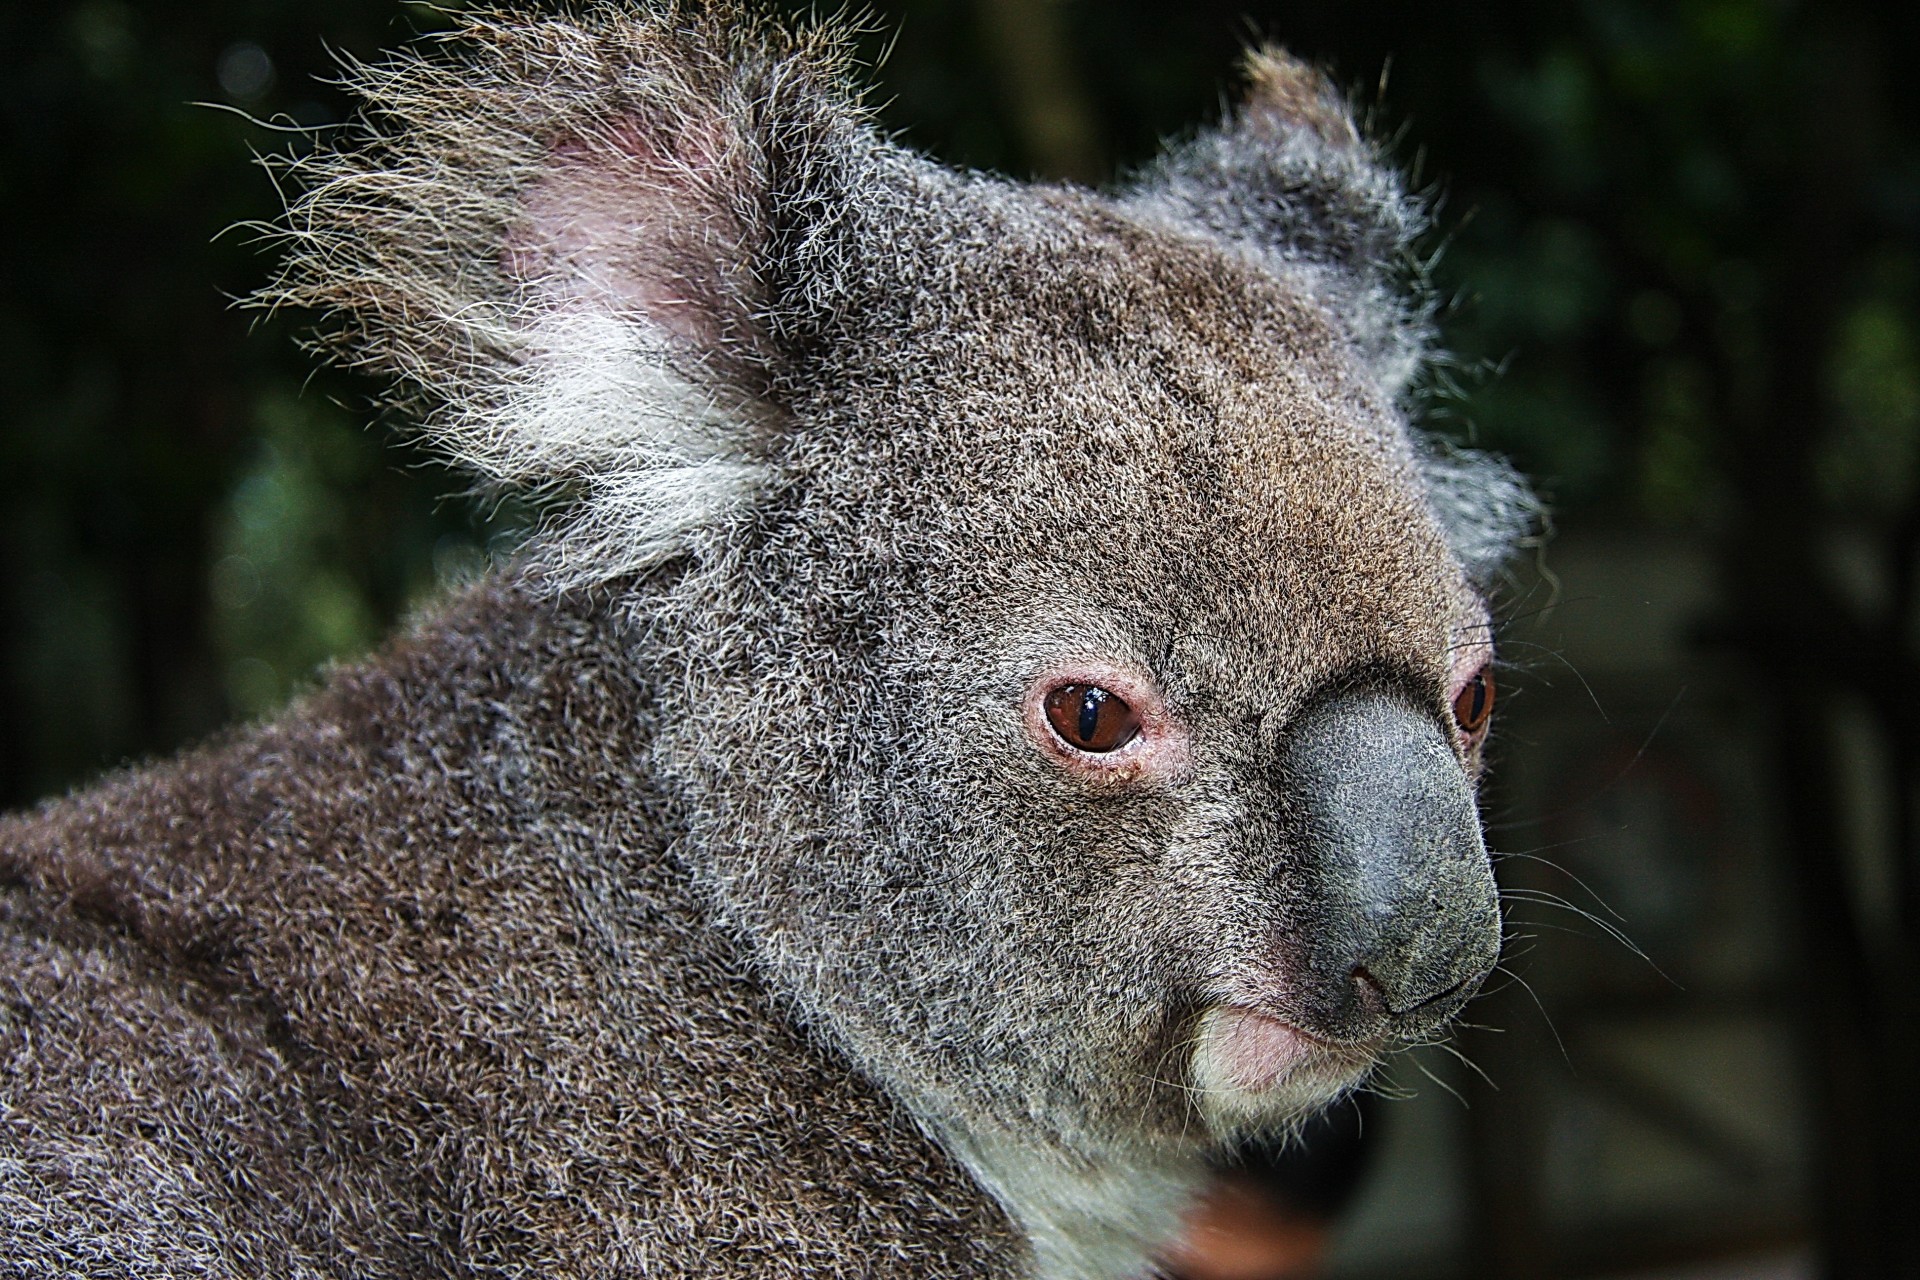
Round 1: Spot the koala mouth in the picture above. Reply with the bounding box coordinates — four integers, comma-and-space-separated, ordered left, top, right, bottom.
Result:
1189, 1004, 1380, 1111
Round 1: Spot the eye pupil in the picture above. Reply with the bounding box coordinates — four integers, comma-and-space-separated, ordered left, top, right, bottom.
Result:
1453, 670, 1496, 736
1044, 683, 1141, 753
1078, 688, 1106, 742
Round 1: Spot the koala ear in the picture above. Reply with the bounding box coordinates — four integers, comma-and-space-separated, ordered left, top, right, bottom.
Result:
1127, 47, 1429, 398
1131, 53, 1540, 579
260, 7, 867, 584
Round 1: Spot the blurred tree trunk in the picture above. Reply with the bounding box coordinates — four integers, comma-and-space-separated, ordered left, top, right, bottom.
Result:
1721, 10, 1919, 1276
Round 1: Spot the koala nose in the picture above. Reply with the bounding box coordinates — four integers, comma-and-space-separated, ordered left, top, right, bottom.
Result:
1270, 689, 1501, 1043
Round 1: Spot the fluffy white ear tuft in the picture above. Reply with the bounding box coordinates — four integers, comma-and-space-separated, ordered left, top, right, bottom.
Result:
447, 310, 770, 584
258, 5, 865, 584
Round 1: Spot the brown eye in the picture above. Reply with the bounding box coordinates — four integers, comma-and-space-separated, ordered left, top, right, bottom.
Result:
1043, 684, 1141, 753
1453, 669, 1496, 737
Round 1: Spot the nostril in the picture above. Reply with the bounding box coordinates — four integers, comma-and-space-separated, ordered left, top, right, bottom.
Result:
1348, 964, 1388, 1015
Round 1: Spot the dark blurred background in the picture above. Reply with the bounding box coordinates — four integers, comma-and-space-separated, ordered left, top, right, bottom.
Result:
2, 1, 1915, 1276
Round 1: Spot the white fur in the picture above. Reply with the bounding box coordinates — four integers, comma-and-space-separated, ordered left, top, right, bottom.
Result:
1187, 1006, 1375, 1138
449, 310, 768, 583
949, 1132, 1205, 1280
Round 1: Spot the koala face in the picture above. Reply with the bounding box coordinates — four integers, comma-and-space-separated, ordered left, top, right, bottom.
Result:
658, 179, 1503, 1159
265, 3, 1530, 1198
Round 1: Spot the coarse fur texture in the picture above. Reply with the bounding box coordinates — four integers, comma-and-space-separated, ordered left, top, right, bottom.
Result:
2, 5, 1538, 1278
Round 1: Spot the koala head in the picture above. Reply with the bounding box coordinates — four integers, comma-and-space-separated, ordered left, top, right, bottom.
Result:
269, 0, 1533, 1213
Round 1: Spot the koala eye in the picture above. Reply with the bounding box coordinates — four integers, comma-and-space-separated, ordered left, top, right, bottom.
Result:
1452, 669, 1496, 737
1043, 684, 1141, 753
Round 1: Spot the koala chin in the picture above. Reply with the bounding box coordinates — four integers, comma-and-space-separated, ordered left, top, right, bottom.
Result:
1, 5, 1536, 1280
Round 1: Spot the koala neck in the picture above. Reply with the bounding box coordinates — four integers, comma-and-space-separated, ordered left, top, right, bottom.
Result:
939, 1123, 1207, 1280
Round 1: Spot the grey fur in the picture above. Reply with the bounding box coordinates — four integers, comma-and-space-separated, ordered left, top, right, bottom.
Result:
2, 6, 1537, 1278
1415, 440, 1542, 585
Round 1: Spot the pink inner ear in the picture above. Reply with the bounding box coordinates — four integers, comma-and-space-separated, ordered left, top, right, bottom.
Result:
503, 113, 747, 348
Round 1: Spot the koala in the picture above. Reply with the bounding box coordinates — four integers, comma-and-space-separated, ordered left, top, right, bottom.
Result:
0, 5, 1535, 1279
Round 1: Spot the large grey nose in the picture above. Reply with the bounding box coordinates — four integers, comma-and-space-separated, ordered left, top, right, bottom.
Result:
1272, 689, 1501, 1042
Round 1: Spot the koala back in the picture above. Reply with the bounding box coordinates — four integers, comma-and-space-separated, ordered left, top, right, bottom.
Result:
0, 578, 1022, 1278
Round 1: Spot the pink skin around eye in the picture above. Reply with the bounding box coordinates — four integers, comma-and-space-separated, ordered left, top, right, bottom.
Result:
1023, 661, 1190, 785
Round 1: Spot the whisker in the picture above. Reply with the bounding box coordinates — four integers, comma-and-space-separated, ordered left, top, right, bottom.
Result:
1424, 1039, 1498, 1092
1493, 637, 1610, 722
1499, 888, 1674, 983
1406, 1051, 1469, 1108
1494, 849, 1628, 921
1494, 964, 1571, 1066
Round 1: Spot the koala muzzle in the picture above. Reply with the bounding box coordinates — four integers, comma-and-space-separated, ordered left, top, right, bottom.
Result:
1272, 689, 1501, 1044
